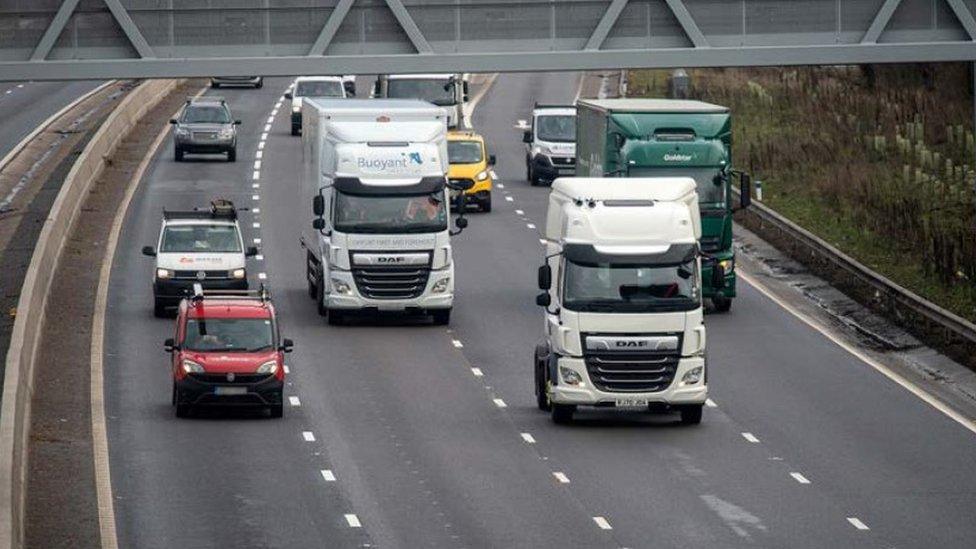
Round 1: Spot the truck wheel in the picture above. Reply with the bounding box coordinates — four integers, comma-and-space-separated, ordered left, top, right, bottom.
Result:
269, 402, 284, 418
529, 166, 540, 187
255, 80, 263, 89
227, 148, 236, 162
315, 271, 328, 317
680, 404, 703, 425
431, 309, 451, 325
171, 383, 177, 406
307, 257, 318, 299
327, 310, 345, 326
712, 296, 732, 313
153, 299, 167, 318
291, 125, 300, 136
535, 358, 551, 411
551, 403, 575, 424
174, 146, 184, 162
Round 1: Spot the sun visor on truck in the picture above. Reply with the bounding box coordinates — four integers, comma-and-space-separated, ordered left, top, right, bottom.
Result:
333, 176, 446, 196
564, 242, 697, 266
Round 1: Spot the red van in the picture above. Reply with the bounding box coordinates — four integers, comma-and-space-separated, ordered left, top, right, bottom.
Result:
165, 286, 292, 418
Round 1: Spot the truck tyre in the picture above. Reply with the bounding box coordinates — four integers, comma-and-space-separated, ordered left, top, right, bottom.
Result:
291, 124, 300, 136
154, 299, 167, 318
680, 404, 704, 425
534, 358, 551, 411
327, 310, 345, 326
307, 257, 318, 299
431, 309, 451, 325
551, 403, 575, 424
269, 402, 284, 418
712, 296, 732, 313
529, 165, 541, 187
315, 271, 328, 317
255, 80, 263, 89
227, 148, 236, 162
175, 402, 191, 418
174, 146, 184, 162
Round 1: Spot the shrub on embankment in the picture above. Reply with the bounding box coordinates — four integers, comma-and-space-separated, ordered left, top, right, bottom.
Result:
628, 64, 976, 320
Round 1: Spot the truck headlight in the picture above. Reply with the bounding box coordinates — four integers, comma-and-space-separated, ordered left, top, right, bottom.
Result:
219, 128, 235, 139
475, 170, 489, 182
559, 366, 583, 386
531, 145, 548, 156
331, 278, 352, 295
718, 259, 734, 273
256, 361, 278, 374
431, 277, 451, 294
156, 268, 173, 280
231, 268, 246, 280
292, 105, 301, 113
681, 366, 704, 385
182, 359, 204, 373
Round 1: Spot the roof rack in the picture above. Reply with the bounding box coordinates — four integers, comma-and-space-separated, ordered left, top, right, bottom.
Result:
534, 103, 576, 110
188, 283, 271, 304
163, 199, 241, 221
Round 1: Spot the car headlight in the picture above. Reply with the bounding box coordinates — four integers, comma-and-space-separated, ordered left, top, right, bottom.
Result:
681, 366, 704, 385
431, 277, 451, 294
219, 128, 235, 139
475, 170, 489, 182
718, 259, 734, 273
231, 268, 246, 280
182, 359, 204, 373
175, 128, 190, 137
256, 360, 278, 374
559, 366, 583, 386
156, 268, 173, 280
331, 278, 352, 295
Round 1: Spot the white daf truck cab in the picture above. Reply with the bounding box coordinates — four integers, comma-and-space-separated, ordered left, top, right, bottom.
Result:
534, 177, 719, 424
300, 98, 471, 326
373, 74, 469, 129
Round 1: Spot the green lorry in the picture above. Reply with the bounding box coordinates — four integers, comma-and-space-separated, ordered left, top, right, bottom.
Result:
575, 99, 752, 312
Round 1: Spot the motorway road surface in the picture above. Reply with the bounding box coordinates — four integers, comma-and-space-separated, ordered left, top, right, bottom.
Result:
105, 74, 976, 548
0, 80, 104, 160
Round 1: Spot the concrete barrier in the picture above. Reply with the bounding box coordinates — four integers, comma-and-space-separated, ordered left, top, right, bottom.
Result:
0, 79, 181, 549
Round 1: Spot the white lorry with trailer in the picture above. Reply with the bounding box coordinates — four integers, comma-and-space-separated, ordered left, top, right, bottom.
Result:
300, 98, 471, 325
372, 74, 469, 129
534, 177, 719, 424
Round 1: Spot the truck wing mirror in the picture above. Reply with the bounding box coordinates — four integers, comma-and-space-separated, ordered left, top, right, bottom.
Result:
711, 263, 726, 290
233, 119, 242, 125
536, 292, 552, 308
164, 338, 176, 352
245, 246, 259, 257
522, 130, 533, 144
455, 217, 469, 230
488, 154, 497, 166
312, 218, 326, 231
312, 195, 325, 216
280, 338, 294, 353
538, 265, 552, 290
739, 173, 752, 209
284, 92, 293, 100
142, 246, 156, 257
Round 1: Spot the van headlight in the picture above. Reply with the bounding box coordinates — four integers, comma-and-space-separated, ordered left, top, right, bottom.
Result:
681, 366, 704, 385
331, 278, 352, 295
182, 359, 204, 373
175, 127, 190, 137
231, 268, 246, 280
475, 170, 489, 182
431, 277, 451, 294
156, 268, 173, 280
559, 366, 583, 386
256, 361, 278, 374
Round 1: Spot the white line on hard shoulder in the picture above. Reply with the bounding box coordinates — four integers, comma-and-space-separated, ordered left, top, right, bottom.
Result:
344, 514, 362, 528
258, 272, 267, 280
505, 196, 514, 202
741, 432, 760, 443
302, 431, 315, 442
321, 469, 336, 482
552, 472, 570, 484
847, 517, 869, 531
452, 339, 463, 348
790, 472, 811, 484
593, 516, 613, 530
520, 432, 535, 443
289, 396, 301, 406
705, 398, 717, 408
515, 209, 524, 215
493, 398, 507, 408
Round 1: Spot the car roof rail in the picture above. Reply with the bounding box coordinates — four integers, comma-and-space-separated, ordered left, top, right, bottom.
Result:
187, 283, 272, 304
188, 95, 225, 104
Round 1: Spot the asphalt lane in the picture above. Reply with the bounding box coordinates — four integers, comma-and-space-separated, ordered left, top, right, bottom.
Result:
0, 80, 103, 159
103, 72, 976, 549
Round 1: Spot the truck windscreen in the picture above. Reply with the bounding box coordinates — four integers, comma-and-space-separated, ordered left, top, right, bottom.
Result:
387, 80, 456, 106
630, 167, 726, 210
563, 259, 700, 313
334, 191, 448, 234
535, 115, 575, 143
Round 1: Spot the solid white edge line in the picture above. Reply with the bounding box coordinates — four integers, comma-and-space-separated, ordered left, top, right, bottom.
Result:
288, 396, 301, 406
552, 472, 570, 484
593, 516, 612, 530
520, 432, 535, 443
739, 270, 976, 436
321, 469, 336, 482
302, 431, 315, 442
790, 472, 811, 484
344, 514, 362, 528
90, 83, 208, 549
741, 432, 760, 443
847, 517, 869, 530
493, 398, 507, 408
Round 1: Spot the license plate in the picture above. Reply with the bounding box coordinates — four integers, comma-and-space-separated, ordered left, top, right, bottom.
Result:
615, 398, 649, 408
214, 386, 247, 396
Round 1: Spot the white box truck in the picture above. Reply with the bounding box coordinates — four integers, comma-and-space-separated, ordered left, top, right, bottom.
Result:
533, 177, 720, 424
300, 98, 471, 325
372, 74, 469, 129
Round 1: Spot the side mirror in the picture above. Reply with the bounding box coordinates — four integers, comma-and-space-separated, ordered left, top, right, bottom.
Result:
312, 218, 326, 231
711, 263, 726, 289
164, 338, 176, 353
284, 92, 293, 100
488, 154, 497, 166
169, 118, 177, 124
537, 265, 552, 290
536, 292, 551, 308
312, 194, 325, 216
233, 119, 242, 125
522, 130, 533, 144
739, 173, 752, 209
281, 338, 294, 353
245, 246, 259, 257
455, 217, 469, 230
142, 246, 156, 257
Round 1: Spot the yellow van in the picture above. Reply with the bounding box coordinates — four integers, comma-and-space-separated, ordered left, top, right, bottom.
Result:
447, 131, 495, 212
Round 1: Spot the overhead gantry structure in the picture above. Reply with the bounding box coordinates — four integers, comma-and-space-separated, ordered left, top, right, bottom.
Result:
0, 0, 974, 80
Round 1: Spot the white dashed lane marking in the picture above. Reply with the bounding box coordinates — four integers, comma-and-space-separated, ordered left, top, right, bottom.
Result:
255, 255, 264, 261
254, 160, 262, 170
321, 469, 336, 482
493, 398, 507, 408
267, 116, 275, 124
515, 209, 524, 215
496, 183, 505, 189
264, 124, 272, 132
288, 396, 301, 406
593, 517, 613, 530
705, 398, 717, 408
741, 432, 760, 443
520, 433, 536, 444
252, 207, 261, 214
452, 339, 463, 348
302, 431, 315, 442
552, 472, 570, 484
471, 368, 483, 377
527, 223, 536, 229
261, 132, 269, 140
252, 222, 261, 228
256, 150, 263, 159
253, 238, 262, 244
345, 514, 362, 528
258, 272, 267, 280
258, 141, 265, 150
252, 194, 260, 200
847, 517, 869, 531
790, 472, 811, 484
252, 171, 260, 180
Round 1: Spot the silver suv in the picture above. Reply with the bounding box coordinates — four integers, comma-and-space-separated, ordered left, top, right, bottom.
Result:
170, 97, 240, 162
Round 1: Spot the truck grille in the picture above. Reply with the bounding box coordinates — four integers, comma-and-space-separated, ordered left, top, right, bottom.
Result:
352, 266, 431, 300
700, 236, 722, 253
583, 333, 682, 393
551, 156, 574, 166
173, 269, 230, 280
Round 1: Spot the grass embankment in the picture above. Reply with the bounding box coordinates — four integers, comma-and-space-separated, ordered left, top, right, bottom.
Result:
628, 65, 976, 321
